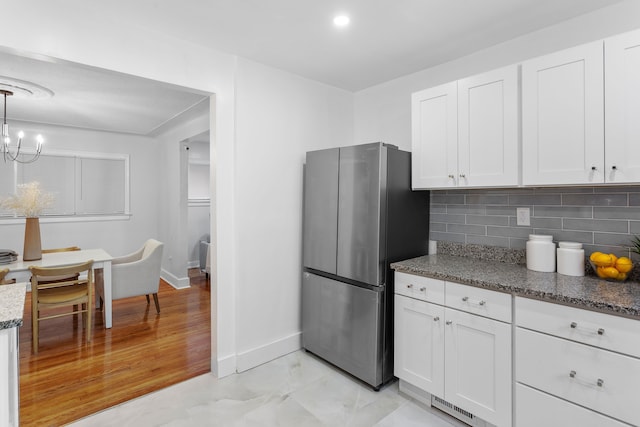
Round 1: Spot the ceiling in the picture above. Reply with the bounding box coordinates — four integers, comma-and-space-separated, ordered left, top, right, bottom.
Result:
0, 0, 622, 134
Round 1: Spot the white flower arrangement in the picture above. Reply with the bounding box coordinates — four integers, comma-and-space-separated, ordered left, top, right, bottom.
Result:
1, 181, 54, 218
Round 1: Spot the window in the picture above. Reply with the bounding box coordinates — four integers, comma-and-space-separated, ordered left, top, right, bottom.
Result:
0, 151, 129, 219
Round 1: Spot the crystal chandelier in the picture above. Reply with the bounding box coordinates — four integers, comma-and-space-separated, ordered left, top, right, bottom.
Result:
2, 89, 43, 163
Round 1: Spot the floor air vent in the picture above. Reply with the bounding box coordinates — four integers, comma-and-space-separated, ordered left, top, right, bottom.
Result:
431, 395, 477, 426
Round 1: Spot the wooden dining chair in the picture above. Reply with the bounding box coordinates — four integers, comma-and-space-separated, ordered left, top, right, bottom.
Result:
0, 268, 15, 285
29, 259, 94, 354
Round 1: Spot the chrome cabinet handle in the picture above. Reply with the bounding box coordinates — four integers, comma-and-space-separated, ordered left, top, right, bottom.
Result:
446, 320, 453, 325
433, 316, 440, 322
591, 166, 597, 171
406, 284, 413, 289
569, 370, 604, 387
459, 173, 466, 178
612, 165, 617, 170
570, 322, 605, 336
420, 287, 426, 292
448, 174, 455, 179
462, 296, 485, 306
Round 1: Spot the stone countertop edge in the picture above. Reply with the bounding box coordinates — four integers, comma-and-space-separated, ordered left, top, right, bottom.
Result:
0, 282, 27, 330
391, 255, 640, 319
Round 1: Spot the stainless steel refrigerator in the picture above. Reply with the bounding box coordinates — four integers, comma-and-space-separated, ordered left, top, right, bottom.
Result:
302, 142, 429, 389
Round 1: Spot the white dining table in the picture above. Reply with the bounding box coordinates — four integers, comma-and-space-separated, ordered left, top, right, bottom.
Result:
3, 248, 115, 328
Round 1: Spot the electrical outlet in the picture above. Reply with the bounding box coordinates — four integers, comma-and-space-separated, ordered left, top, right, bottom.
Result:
516, 207, 531, 226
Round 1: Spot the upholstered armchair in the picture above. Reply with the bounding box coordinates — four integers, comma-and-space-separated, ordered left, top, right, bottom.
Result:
96, 239, 164, 315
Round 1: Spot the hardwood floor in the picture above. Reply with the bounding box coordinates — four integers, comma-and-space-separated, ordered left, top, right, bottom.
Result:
18, 269, 211, 427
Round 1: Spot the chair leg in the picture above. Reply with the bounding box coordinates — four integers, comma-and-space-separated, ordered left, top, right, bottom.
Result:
32, 310, 38, 355
87, 299, 92, 343
145, 294, 150, 304
152, 293, 160, 314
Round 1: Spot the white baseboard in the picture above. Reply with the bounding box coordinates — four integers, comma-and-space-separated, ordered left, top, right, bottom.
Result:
213, 353, 237, 378
399, 380, 432, 407
160, 269, 190, 289
236, 332, 301, 373
187, 260, 199, 269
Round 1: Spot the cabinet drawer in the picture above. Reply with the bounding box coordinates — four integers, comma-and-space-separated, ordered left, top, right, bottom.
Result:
516, 327, 640, 426
445, 281, 511, 322
394, 272, 445, 304
515, 383, 627, 427
516, 297, 640, 357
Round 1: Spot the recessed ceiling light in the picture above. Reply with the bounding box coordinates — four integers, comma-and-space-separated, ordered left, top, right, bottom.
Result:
333, 15, 350, 27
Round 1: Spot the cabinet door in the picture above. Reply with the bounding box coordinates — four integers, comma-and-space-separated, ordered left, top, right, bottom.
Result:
394, 295, 445, 396
522, 41, 604, 185
411, 82, 458, 189
458, 65, 519, 187
605, 29, 640, 183
444, 308, 511, 427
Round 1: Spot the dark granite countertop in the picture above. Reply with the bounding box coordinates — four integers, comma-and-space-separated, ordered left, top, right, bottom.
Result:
0, 282, 27, 330
392, 254, 640, 319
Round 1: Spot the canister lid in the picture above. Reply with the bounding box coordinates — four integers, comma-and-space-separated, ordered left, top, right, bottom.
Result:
528, 234, 553, 241
558, 241, 582, 249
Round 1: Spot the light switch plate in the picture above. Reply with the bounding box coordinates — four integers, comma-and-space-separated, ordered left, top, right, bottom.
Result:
516, 207, 531, 226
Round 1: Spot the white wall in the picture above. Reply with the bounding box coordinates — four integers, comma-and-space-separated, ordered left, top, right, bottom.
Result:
0, 2, 239, 378
233, 58, 354, 370
0, 122, 160, 256
354, 0, 640, 151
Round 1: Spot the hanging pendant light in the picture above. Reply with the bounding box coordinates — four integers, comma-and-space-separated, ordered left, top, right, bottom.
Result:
2, 89, 43, 163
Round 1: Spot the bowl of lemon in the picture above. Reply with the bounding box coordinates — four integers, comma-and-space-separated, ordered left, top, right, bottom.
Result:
589, 252, 633, 281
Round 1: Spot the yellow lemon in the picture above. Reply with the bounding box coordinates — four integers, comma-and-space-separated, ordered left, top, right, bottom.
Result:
592, 253, 614, 267
609, 253, 618, 265
602, 266, 620, 279
616, 272, 628, 281
596, 266, 608, 278
615, 257, 633, 273
589, 251, 603, 262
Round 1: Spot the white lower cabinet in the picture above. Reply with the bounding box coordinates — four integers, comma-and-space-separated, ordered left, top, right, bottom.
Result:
515, 297, 640, 427
515, 383, 627, 427
0, 327, 19, 427
444, 308, 511, 427
394, 273, 512, 427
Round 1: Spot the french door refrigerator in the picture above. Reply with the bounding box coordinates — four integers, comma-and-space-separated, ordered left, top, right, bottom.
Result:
302, 142, 429, 389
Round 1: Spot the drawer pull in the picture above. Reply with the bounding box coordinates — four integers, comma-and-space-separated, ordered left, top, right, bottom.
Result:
446, 320, 453, 325
569, 371, 605, 387
406, 284, 413, 289
570, 322, 606, 336
462, 296, 486, 306
597, 328, 605, 335
420, 287, 426, 292
570, 322, 577, 328
433, 316, 440, 322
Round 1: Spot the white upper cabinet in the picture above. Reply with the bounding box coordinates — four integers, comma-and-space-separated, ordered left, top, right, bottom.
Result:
457, 66, 519, 188
411, 66, 519, 189
522, 42, 604, 185
411, 82, 458, 189
605, 29, 640, 183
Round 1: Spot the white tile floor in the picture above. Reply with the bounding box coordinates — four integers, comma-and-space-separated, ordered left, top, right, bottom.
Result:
68, 350, 467, 427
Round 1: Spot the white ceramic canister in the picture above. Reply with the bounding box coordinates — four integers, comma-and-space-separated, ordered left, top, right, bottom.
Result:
526, 234, 556, 272
556, 241, 585, 277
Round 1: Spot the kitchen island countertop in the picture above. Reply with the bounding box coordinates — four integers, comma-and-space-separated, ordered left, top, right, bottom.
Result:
392, 254, 640, 318
0, 282, 26, 330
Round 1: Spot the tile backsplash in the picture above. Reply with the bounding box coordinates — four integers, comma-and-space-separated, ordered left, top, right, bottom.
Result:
430, 186, 640, 259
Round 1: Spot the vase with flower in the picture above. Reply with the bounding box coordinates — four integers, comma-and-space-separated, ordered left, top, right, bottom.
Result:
0, 181, 54, 261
